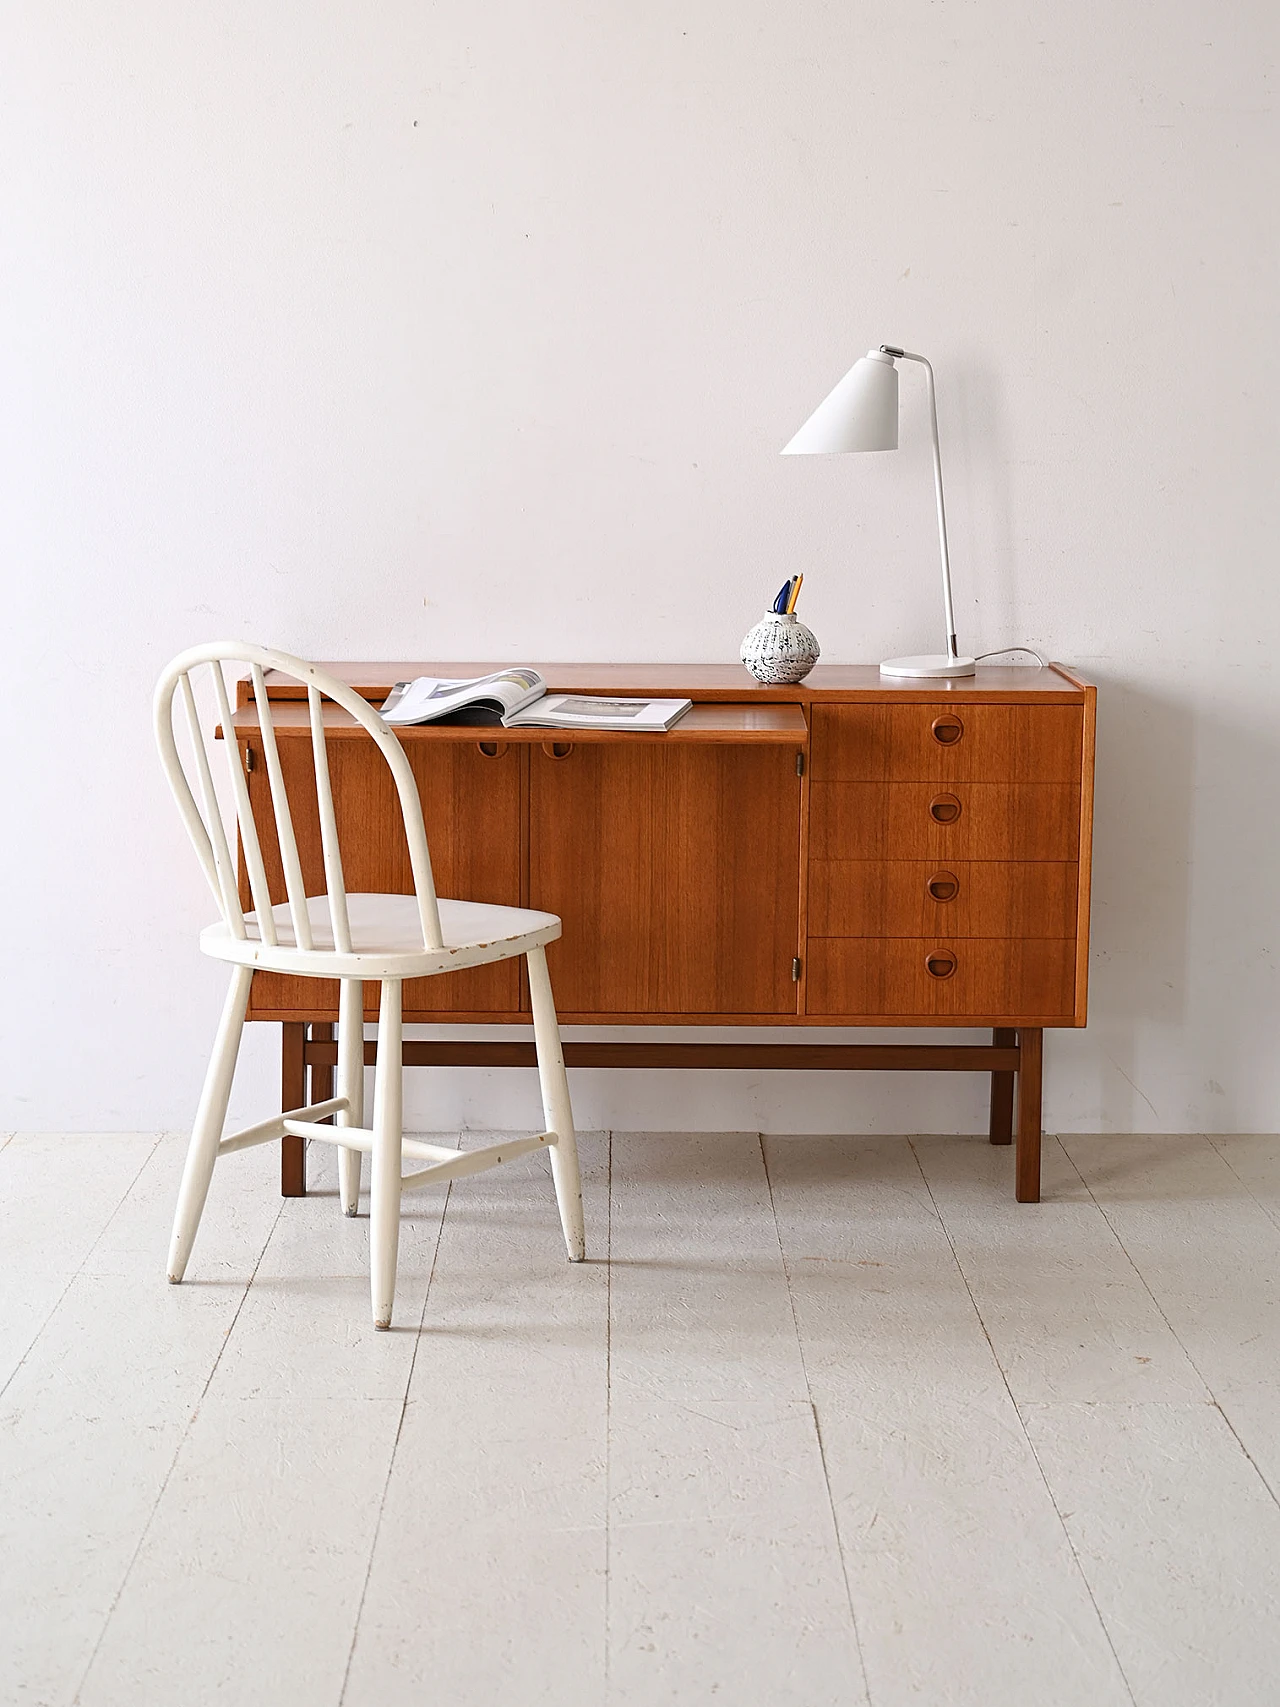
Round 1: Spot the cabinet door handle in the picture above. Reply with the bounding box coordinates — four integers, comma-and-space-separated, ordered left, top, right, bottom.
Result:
928, 793, 962, 824
926, 871, 959, 902
925, 948, 958, 980
931, 714, 964, 746
541, 741, 574, 760
477, 741, 509, 759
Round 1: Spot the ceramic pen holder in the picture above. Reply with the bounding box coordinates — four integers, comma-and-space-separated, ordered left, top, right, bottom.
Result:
740, 610, 820, 684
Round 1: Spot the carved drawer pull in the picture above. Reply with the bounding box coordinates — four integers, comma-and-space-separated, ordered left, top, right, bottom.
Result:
929, 793, 962, 824
477, 741, 509, 758
926, 871, 959, 903
931, 714, 964, 746
925, 948, 958, 980
542, 741, 574, 759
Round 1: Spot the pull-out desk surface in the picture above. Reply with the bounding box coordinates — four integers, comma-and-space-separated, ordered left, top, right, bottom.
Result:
230, 699, 808, 743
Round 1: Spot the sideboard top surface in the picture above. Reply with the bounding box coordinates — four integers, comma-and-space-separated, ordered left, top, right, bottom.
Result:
257, 661, 1092, 705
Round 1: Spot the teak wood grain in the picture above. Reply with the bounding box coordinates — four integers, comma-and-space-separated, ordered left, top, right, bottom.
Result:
806, 938, 1076, 1022
303, 1038, 1024, 1072
252, 661, 1089, 704
229, 700, 807, 743
1016, 1026, 1045, 1201
229, 661, 1095, 1203
810, 703, 1083, 783
240, 735, 523, 1019
989, 1026, 1017, 1145
529, 743, 802, 1015
1071, 670, 1097, 1024
809, 859, 1079, 939
809, 781, 1081, 863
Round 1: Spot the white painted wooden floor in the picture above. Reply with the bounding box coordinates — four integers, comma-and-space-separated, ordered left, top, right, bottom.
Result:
4, 1127, 1280, 1706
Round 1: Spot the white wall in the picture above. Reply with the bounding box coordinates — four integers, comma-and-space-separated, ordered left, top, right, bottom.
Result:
3, 1, 1277, 1136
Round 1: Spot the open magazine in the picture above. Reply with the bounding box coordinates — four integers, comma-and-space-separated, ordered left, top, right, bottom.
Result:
380, 670, 691, 732
380, 669, 544, 726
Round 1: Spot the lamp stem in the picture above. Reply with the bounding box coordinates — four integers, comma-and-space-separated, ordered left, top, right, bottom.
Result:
897, 350, 961, 663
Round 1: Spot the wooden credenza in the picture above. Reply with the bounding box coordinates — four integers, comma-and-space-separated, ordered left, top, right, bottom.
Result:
231, 662, 1095, 1203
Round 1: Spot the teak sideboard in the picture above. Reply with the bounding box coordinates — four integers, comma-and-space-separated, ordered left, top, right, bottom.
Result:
229, 662, 1096, 1204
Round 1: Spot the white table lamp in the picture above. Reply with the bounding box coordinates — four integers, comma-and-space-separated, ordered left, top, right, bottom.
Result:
783, 345, 976, 678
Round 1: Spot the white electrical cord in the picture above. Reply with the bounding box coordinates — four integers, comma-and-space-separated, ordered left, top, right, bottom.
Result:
973, 646, 1049, 666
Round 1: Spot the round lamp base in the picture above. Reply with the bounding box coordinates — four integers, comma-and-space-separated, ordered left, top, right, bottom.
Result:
879, 653, 977, 679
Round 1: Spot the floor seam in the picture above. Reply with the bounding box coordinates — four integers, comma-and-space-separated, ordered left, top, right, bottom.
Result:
71, 1153, 285, 1705
337, 1145, 455, 1707
603, 1128, 614, 1703
1060, 1135, 1280, 1514
760, 1134, 873, 1707
909, 1136, 1140, 1707
1205, 1135, 1280, 1237
0, 1134, 166, 1407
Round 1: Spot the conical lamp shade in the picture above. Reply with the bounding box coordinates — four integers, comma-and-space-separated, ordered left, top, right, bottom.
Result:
781, 350, 899, 454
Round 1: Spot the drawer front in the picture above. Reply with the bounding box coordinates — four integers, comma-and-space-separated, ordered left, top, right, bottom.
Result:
810, 859, 1078, 939
810, 781, 1080, 862
811, 704, 1082, 783
807, 937, 1076, 1020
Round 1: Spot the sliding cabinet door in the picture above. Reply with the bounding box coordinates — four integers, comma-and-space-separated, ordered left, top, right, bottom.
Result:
241, 733, 524, 1018
529, 743, 801, 1018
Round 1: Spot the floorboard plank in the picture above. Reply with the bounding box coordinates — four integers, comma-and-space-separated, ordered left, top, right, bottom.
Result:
206, 1134, 454, 1401
78, 1396, 404, 1707
0, 1133, 159, 1390
607, 1133, 865, 1707
343, 1133, 610, 1707
765, 1134, 1131, 1707
1025, 1400, 1280, 1707
915, 1134, 1206, 1403
1207, 1134, 1280, 1234
0, 1137, 279, 1707
1064, 1134, 1280, 1498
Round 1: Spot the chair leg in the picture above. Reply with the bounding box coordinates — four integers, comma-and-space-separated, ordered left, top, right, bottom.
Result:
527, 945, 585, 1262
337, 979, 365, 1217
167, 965, 253, 1283
370, 979, 404, 1329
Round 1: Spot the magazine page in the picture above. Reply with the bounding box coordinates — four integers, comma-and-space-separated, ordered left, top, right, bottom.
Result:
502, 694, 692, 732
381, 668, 545, 725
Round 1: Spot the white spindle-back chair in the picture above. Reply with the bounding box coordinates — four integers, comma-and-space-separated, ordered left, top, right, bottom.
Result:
154, 642, 585, 1329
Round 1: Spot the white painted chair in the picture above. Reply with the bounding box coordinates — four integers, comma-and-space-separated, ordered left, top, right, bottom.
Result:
154, 642, 585, 1329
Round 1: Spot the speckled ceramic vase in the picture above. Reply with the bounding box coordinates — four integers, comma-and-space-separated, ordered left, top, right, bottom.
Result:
740, 610, 820, 684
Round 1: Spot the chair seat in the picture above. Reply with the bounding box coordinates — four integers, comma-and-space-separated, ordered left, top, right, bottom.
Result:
201, 892, 561, 980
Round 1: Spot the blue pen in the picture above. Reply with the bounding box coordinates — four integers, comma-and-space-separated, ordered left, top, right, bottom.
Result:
772, 578, 793, 614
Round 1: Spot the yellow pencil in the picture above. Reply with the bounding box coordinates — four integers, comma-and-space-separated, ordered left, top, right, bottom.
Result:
785, 573, 803, 615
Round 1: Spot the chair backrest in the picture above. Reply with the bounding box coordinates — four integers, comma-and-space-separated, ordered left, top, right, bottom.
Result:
154, 642, 444, 953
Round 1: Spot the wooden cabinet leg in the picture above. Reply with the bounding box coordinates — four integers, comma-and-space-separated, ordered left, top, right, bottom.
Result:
1015, 1027, 1043, 1203
310, 1022, 335, 1107
989, 1027, 1016, 1145
281, 1022, 307, 1198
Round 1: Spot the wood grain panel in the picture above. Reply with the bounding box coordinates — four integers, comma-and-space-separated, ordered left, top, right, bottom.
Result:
810, 860, 1078, 939
530, 744, 802, 1015
810, 703, 1082, 783
806, 938, 1076, 1021
810, 782, 1080, 862
240, 734, 523, 1018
